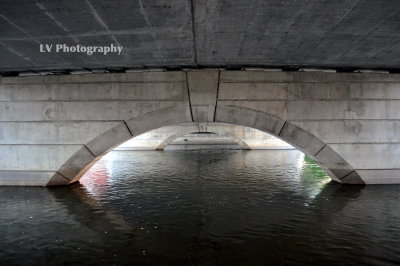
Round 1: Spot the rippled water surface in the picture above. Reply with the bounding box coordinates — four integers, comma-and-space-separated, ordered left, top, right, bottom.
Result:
1, 150, 400, 266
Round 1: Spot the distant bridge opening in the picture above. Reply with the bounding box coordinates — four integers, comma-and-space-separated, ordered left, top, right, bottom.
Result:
115, 123, 293, 151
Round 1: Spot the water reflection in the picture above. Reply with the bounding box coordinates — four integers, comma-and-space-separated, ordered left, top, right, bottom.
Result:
80, 153, 113, 198
1, 150, 400, 266
299, 155, 331, 200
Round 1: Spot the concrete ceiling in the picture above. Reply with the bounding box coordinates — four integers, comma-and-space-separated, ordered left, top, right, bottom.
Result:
1, 0, 400, 74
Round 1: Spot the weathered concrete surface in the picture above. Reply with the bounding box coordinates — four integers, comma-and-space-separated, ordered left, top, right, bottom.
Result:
1, 70, 400, 185
116, 123, 292, 150
1, 1, 400, 72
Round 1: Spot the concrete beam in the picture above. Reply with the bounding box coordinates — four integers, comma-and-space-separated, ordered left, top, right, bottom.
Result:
0, 171, 65, 186
1, 82, 187, 101
0, 121, 122, 144
0, 101, 182, 121
292, 120, 400, 144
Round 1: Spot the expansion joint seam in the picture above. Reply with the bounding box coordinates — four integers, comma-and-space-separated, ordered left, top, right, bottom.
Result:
278, 121, 288, 136
339, 170, 355, 180
123, 121, 134, 136
84, 144, 96, 158
314, 144, 327, 157
213, 71, 221, 122
186, 72, 194, 122
189, 0, 197, 64
56, 171, 72, 181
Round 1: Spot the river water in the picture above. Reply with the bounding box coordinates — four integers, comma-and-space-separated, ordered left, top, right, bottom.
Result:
1, 150, 400, 266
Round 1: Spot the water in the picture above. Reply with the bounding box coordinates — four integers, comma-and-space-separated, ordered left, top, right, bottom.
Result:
1, 150, 400, 266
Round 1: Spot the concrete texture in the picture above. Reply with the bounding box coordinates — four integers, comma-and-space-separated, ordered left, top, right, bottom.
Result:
1, 70, 400, 185
1, 1, 400, 73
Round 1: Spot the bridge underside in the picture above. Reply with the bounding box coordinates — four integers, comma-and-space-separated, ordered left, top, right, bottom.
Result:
1, 0, 400, 74
1, 70, 400, 186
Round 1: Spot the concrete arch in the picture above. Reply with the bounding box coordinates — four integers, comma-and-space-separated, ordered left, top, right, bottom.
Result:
47, 105, 360, 186
155, 129, 251, 150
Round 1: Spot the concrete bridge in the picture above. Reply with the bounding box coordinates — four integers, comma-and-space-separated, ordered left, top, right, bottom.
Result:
1, 70, 400, 186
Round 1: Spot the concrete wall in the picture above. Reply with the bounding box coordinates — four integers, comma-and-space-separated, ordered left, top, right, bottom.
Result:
116, 122, 293, 150
1, 70, 400, 186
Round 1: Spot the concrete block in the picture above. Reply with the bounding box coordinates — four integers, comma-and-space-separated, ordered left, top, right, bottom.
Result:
339, 171, 365, 185
1, 72, 186, 85
329, 144, 400, 169
287, 83, 346, 100
215, 105, 285, 136
279, 122, 325, 156
344, 100, 400, 119
219, 72, 400, 84
0, 87, 11, 101
356, 170, 400, 184
46, 173, 71, 186
220, 71, 295, 83
3, 82, 187, 101
86, 122, 133, 156
0, 102, 60, 121
287, 100, 400, 120
218, 83, 287, 100
287, 101, 348, 120
315, 145, 354, 179
57, 146, 95, 180
349, 83, 400, 100
0, 145, 89, 171
0, 171, 57, 186
296, 72, 400, 83
292, 120, 400, 143
0, 121, 122, 144
126, 102, 192, 136
219, 82, 348, 101
0, 101, 182, 121
219, 101, 287, 120
222, 100, 400, 121
191, 105, 215, 121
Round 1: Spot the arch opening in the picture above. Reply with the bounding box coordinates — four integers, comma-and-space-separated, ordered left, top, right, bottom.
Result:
114, 122, 284, 151
162, 131, 248, 150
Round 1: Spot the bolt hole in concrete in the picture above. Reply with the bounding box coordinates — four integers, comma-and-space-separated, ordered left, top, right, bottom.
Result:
1, 128, 400, 265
